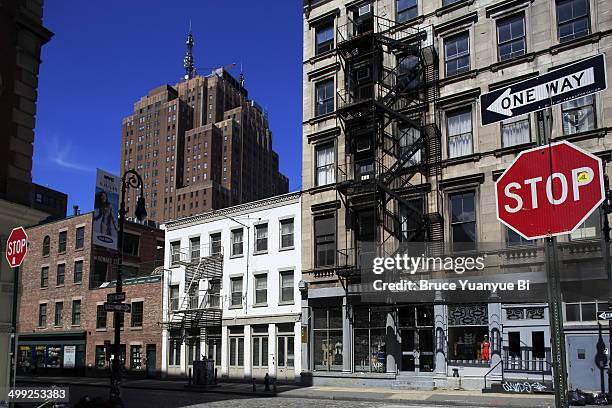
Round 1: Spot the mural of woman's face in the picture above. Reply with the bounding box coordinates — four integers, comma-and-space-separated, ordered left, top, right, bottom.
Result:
100, 192, 108, 204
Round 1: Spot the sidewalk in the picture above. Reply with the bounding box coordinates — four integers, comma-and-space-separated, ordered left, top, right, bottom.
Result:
17, 375, 556, 407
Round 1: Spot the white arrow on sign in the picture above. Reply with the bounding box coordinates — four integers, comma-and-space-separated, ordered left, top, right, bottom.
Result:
598, 311, 612, 320
486, 67, 595, 117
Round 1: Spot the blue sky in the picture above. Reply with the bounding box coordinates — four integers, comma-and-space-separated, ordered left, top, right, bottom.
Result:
33, 0, 303, 212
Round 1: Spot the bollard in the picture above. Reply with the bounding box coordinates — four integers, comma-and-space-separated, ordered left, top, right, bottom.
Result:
252, 377, 256, 391
264, 373, 270, 392
188, 367, 192, 385
214, 367, 218, 384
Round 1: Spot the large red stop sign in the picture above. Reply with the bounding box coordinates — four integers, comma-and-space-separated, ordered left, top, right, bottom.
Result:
496, 141, 605, 239
6, 226, 28, 268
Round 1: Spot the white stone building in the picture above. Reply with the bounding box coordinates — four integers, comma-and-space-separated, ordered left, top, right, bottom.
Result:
160, 192, 302, 383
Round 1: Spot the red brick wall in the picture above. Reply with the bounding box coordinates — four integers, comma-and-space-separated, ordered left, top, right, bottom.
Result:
19, 213, 165, 376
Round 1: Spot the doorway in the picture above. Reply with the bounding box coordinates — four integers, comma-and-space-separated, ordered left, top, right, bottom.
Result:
398, 305, 435, 373
146, 344, 156, 378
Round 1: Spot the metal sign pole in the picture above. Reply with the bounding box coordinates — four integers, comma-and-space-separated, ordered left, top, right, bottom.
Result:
10, 266, 18, 389
540, 104, 568, 408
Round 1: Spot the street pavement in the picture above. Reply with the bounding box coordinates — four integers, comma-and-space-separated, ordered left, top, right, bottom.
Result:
15, 376, 564, 407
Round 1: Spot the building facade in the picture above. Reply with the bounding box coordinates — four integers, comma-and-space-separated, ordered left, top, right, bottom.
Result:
17, 212, 165, 378
301, 0, 612, 391
161, 192, 302, 382
0, 0, 67, 393
120, 32, 289, 225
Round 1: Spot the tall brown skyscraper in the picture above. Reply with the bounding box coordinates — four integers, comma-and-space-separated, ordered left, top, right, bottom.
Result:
120, 31, 288, 224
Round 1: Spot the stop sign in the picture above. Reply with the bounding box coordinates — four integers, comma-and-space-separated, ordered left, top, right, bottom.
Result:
496, 141, 605, 239
6, 226, 28, 268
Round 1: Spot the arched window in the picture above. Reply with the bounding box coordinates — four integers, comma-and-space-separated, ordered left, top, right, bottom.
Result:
42, 236, 50, 256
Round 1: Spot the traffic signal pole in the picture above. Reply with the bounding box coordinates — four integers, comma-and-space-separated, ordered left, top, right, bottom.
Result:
541, 107, 568, 408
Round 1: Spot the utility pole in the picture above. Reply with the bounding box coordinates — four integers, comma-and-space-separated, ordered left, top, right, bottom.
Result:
541, 106, 568, 408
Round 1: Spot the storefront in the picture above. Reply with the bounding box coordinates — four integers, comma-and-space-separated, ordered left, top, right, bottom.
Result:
306, 299, 505, 389
17, 331, 86, 376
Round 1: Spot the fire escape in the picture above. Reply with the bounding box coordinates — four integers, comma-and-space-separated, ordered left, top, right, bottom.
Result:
334, 10, 443, 295
162, 244, 223, 347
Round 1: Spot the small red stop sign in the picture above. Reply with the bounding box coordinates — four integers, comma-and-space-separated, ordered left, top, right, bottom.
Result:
496, 141, 605, 240
6, 226, 28, 268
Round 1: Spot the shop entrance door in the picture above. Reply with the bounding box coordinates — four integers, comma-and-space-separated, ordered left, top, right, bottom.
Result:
146, 344, 156, 378
398, 305, 435, 373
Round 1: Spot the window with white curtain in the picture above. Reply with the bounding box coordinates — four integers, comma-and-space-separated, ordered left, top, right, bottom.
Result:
570, 211, 600, 240
501, 114, 530, 147
562, 95, 595, 135
447, 108, 473, 158
315, 143, 335, 186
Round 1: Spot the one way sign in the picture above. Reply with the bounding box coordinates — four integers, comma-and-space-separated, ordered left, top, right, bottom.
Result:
599, 311, 612, 321
480, 54, 607, 126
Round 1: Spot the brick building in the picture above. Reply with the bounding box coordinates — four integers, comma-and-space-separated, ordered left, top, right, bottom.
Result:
17, 212, 165, 377
120, 31, 289, 225
0, 0, 67, 391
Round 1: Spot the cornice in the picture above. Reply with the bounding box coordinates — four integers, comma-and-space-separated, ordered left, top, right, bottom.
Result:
165, 192, 302, 230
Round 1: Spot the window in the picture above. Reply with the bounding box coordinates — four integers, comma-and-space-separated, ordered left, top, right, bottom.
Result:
208, 280, 221, 307
56, 264, 65, 286
508, 331, 521, 358
231, 229, 243, 256
229, 333, 245, 367
315, 143, 335, 186
444, 32, 470, 76
497, 15, 525, 61
42, 236, 50, 256
315, 214, 335, 267
170, 241, 181, 265
40, 267, 48, 288
54, 302, 63, 326
254, 274, 267, 305
566, 301, 609, 321
190, 237, 200, 260
443, 0, 463, 5
532, 331, 545, 359
75, 227, 85, 249
450, 191, 476, 251
95, 345, 106, 368
280, 219, 294, 249
397, 0, 417, 22
96, 304, 106, 329
448, 304, 489, 363
277, 334, 295, 368
315, 22, 334, 55
556, 0, 589, 43
231, 277, 243, 306
73, 260, 83, 283
131, 301, 143, 328
507, 227, 534, 246
123, 233, 139, 256
313, 307, 343, 371
561, 95, 595, 135
280, 270, 294, 303
571, 211, 599, 240
210, 233, 222, 255
315, 79, 334, 116
169, 285, 180, 310
58, 231, 67, 253
447, 108, 473, 158
501, 114, 530, 147
130, 345, 142, 370
38, 304, 47, 327
252, 328, 269, 368
354, 308, 389, 372
255, 224, 268, 253
72, 300, 81, 325
169, 332, 182, 366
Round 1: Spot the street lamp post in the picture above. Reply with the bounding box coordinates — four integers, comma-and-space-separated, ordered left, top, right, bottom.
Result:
109, 169, 147, 407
